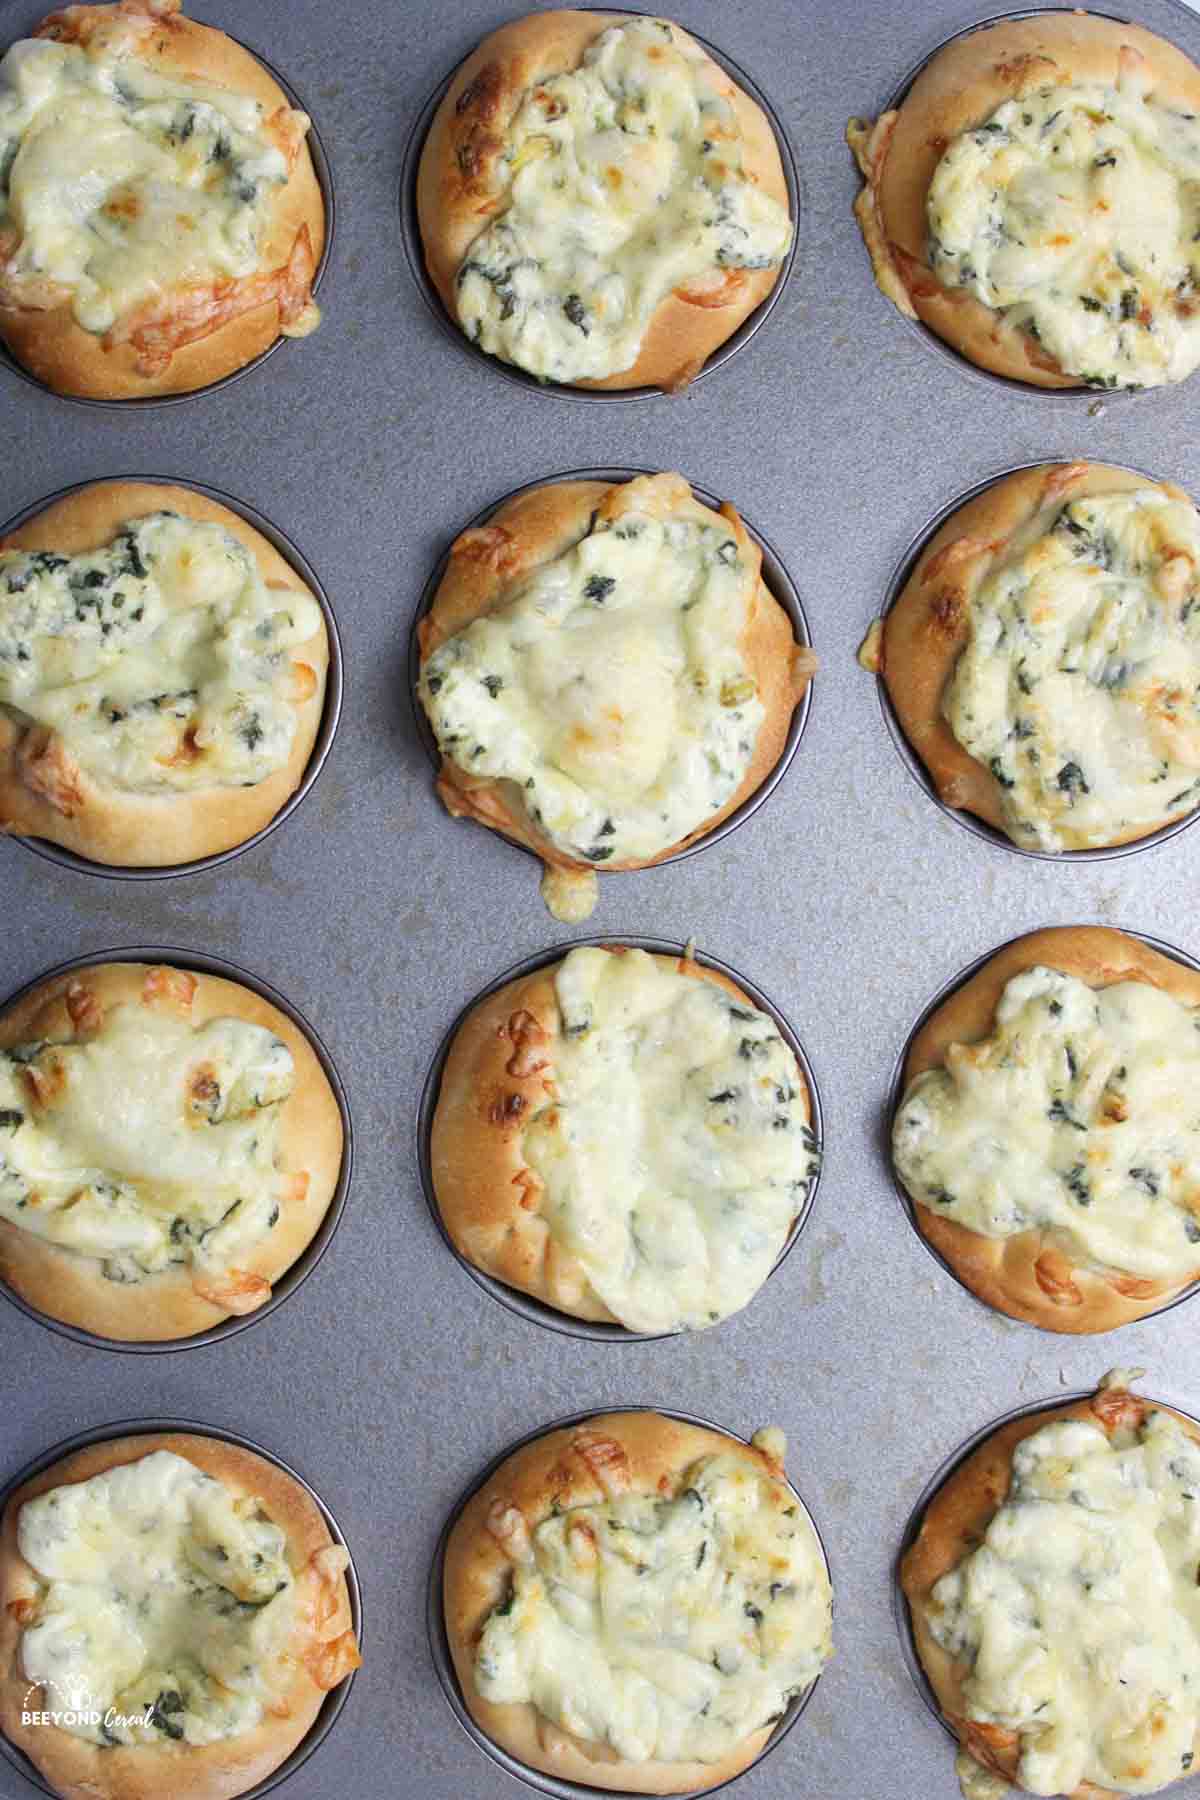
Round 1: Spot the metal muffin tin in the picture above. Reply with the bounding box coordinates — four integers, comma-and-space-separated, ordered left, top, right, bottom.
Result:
892, 1381, 1200, 1745
408, 464, 815, 878
885, 925, 1200, 1330
0, 32, 336, 410
0, 476, 344, 880
0, 944, 353, 1354
397, 13, 801, 401
427, 1403, 831, 1799
0, 1415, 362, 1800
872, 457, 1200, 862
5, 0, 1200, 1793
415, 933, 823, 1342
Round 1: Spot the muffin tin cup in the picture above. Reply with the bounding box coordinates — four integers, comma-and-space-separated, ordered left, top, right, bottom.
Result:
0, 943, 354, 1354
427, 1402, 831, 1799
1, 474, 344, 881
865, 2, 1200, 404
0, 1414, 363, 1800
409, 463, 815, 874
397, 11, 802, 402
893, 1380, 1200, 1739
416, 932, 823, 1343
885, 923, 1200, 1330
873, 457, 1200, 862
0, 32, 336, 411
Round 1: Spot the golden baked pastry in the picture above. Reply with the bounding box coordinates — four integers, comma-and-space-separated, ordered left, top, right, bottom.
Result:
849, 12, 1200, 390
430, 943, 819, 1332
0, 479, 328, 867
417, 472, 814, 920
903, 1370, 1200, 1798
0, 0, 324, 399
0, 1429, 359, 1800
416, 10, 792, 391
0, 959, 343, 1341
873, 460, 1200, 853
893, 926, 1200, 1334
443, 1410, 832, 1794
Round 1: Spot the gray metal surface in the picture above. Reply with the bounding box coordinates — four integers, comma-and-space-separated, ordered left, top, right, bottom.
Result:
2, 0, 1200, 1795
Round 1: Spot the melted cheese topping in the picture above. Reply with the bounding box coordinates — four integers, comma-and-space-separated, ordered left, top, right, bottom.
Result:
475, 1436, 832, 1764
0, 511, 321, 795
420, 493, 765, 866
0, 36, 298, 334
894, 966, 1200, 1282
18, 1450, 294, 1748
926, 78, 1200, 389
520, 948, 818, 1333
0, 999, 293, 1284
454, 16, 792, 382
942, 488, 1200, 850
926, 1409, 1200, 1796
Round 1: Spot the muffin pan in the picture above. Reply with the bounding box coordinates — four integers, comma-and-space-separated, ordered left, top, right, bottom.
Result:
5, 0, 1200, 1794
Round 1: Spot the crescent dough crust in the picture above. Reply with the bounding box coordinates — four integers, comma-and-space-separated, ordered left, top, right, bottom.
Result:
849, 11, 1200, 388
417, 475, 813, 877
443, 1410, 814, 1795
0, 1430, 358, 1800
416, 10, 789, 393
900, 925, 1200, 1333
0, 960, 343, 1341
0, 0, 325, 400
902, 1378, 1200, 1799
430, 946, 813, 1324
880, 459, 1198, 851
0, 479, 329, 867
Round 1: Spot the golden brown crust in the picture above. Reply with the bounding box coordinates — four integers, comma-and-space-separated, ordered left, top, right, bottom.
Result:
881, 459, 1194, 850
0, 960, 344, 1341
850, 12, 1200, 386
0, 1429, 357, 1800
902, 1381, 1200, 1799
901, 925, 1200, 1333
0, 480, 328, 867
418, 474, 813, 874
416, 11, 789, 392
0, 0, 325, 400
431, 947, 811, 1324
444, 1410, 793, 1793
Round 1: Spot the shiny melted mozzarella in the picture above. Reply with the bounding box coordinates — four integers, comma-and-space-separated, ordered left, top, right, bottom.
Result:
521, 948, 818, 1333
455, 16, 792, 382
0, 1000, 292, 1283
926, 81, 1200, 389
0, 37, 295, 334
18, 1450, 293, 1748
926, 1409, 1200, 1796
942, 489, 1200, 850
894, 966, 1200, 1281
475, 1435, 832, 1764
0, 510, 321, 794
420, 499, 765, 865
